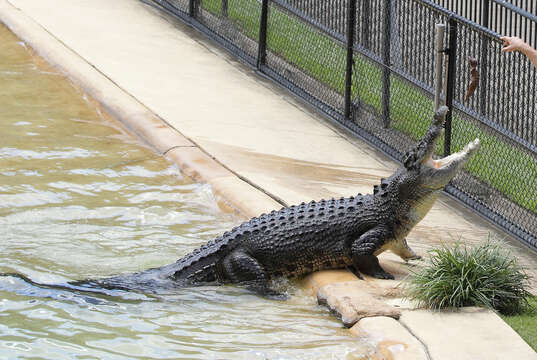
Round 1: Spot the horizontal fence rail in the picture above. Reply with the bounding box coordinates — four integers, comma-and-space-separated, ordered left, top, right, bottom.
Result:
433, 0, 537, 47
143, 0, 537, 252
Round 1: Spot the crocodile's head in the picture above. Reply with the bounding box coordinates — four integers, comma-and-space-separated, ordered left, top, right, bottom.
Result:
372, 106, 480, 260
397, 106, 480, 193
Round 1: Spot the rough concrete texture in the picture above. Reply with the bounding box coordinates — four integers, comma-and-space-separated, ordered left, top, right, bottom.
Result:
350, 316, 429, 360
302, 269, 362, 295
317, 281, 401, 327
166, 146, 283, 217
400, 308, 537, 360
1, 0, 536, 358
303, 267, 407, 328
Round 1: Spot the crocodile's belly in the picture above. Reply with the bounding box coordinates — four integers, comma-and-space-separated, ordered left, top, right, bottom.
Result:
263, 251, 353, 278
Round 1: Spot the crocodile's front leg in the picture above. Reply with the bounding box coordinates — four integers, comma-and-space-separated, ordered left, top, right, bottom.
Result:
390, 238, 421, 261
351, 226, 394, 279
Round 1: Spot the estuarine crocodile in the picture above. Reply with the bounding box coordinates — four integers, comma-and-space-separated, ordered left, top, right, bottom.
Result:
1, 106, 480, 298
69, 105, 480, 298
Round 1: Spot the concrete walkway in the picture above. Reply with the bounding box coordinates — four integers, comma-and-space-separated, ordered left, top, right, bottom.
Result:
1, 0, 536, 359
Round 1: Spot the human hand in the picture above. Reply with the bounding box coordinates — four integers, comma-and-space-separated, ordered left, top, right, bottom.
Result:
501, 36, 531, 54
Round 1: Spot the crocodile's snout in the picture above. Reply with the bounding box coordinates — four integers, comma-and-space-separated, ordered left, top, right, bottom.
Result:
421, 137, 480, 191
466, 138, 480, 152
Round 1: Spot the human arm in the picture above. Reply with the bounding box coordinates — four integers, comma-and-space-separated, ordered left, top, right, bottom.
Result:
501, 36, 537, 70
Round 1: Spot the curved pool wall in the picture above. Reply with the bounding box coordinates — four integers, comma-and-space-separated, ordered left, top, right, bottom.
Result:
0, 23, 367, 359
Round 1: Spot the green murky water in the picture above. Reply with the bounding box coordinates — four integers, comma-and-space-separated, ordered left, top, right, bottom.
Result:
0, 24, 364, 359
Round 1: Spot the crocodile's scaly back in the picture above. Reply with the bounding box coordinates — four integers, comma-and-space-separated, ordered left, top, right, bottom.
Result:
172, 195, 377, 283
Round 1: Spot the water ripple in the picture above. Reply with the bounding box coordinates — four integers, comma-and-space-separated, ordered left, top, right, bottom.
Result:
0, 147, 100, 160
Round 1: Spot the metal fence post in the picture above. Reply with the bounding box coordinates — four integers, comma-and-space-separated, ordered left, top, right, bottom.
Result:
189, 0, 198, 18
222, 0, 228, 18
381, 0, 392, 128
479, 0, 490, 116
434, 24, 446, 111
257, 0, 269, 70
344, 0, 357, 120
361, 0, 371, 50
444, 18, 458, 157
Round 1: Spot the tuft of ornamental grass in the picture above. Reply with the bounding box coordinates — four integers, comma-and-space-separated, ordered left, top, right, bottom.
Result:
405, 240, 533, 315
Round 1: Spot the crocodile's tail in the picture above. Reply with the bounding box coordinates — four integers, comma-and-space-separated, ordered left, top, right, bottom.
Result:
0, 272, 143, 303
0, 272, 101, 293
70, 266, 181, 293
0, 237, 228, 298
0, 269, 176, 298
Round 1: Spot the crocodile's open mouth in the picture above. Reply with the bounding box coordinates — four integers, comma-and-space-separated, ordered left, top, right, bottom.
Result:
425, 138, 480, 170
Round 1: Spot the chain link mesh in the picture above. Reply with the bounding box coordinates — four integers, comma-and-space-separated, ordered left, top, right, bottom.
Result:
197, 0, 260, 62
266, 0, 346, 114
165, 0, 189, 13
147, 0, 537, 250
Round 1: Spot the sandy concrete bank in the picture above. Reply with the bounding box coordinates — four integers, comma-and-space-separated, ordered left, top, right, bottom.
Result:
1, 0, 535, 359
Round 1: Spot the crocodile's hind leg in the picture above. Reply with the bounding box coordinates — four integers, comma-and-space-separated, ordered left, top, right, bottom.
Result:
221, 250, 287, 300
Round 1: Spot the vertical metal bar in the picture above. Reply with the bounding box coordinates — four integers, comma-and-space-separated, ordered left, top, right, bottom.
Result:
479, 0, 490, 116
362, 0, 371, 50
494, 2, 499, 37
419, 4, 425, 83
444, 19, 458, 157
189, 0, 198, 18
344, 0, 357, 120
222, 0, 228, 18
400, 1, 407, 75
381, 0, 392, 127
257, 0, 269, 70
435, 24, 446, 111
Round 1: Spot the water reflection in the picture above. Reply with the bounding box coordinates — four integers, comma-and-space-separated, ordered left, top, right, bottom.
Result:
0, 24, 364, 359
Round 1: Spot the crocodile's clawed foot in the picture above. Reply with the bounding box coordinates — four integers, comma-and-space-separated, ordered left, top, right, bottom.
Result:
370, 270, 395, 280
404, 254, 422, 262
261, 290, 289, 301
245, 281, 289, 300
347, 266, 364, 280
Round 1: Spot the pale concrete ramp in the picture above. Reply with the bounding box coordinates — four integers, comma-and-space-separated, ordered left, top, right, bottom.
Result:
1, 0, 536, 359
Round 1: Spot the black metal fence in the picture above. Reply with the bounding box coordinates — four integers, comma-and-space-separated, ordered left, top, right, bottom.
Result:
433, 0, 537, 47
144, 0, 537, 252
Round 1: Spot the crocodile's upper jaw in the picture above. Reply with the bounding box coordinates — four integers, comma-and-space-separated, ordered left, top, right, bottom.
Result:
420, 138, 480, 190
425, 138, 480, 169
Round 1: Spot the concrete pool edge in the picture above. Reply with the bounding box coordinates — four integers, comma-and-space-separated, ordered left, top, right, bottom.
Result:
1, 1, 535, 359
